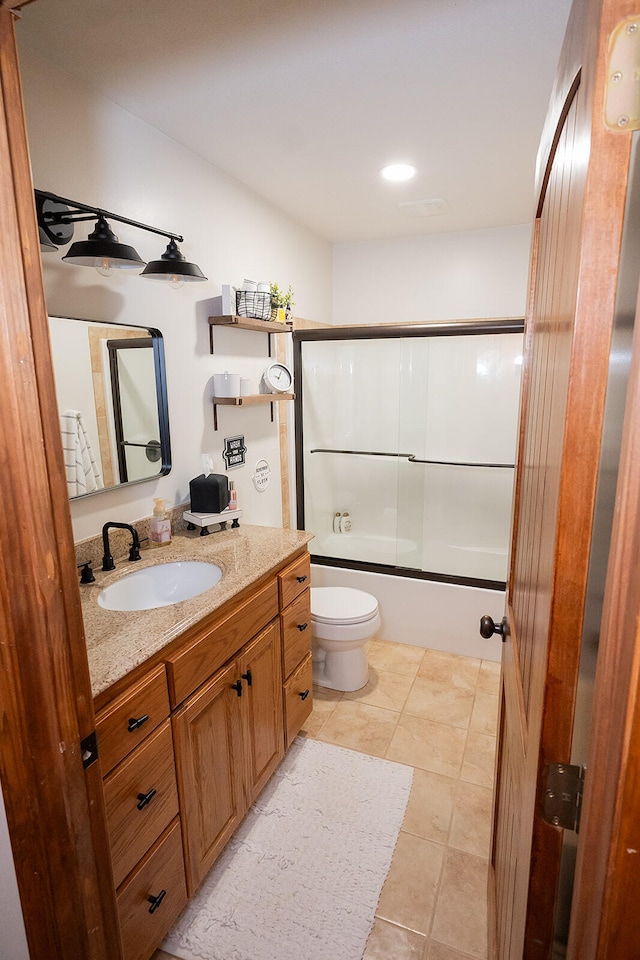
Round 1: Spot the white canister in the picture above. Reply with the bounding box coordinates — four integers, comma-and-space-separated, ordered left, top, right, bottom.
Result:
240, 378, 256, 397
213, 372, 241, 397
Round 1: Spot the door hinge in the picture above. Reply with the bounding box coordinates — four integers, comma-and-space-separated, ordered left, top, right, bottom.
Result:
604, 15, 640, 131
80, 730, 99, 769
542, 763, 585, 833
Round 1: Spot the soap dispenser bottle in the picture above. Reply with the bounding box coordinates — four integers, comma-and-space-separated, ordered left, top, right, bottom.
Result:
150, 498, 171, 544
229, 481, 237, 510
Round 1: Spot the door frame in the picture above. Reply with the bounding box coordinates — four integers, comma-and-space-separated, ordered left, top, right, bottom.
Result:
567, 249, 640, 957
0, 6, 118, 958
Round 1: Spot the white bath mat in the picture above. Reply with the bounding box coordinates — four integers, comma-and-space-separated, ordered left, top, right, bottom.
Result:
163, 737, 413, 960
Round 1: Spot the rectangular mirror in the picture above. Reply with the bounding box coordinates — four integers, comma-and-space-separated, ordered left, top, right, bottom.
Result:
49, 316, 171, 499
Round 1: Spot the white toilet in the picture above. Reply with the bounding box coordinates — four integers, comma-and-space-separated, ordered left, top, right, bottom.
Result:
311, 586, 380, 692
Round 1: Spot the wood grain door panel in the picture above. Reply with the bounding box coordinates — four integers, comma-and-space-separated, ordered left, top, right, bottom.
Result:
494, 0, 637, 954
172, 659, 245, 895
239, 620, 285, 804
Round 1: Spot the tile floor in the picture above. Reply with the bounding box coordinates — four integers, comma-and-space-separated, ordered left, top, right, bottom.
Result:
155, 639, 500, 960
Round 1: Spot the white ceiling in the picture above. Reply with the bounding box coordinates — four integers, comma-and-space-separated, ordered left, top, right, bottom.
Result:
17, 0, 572, 243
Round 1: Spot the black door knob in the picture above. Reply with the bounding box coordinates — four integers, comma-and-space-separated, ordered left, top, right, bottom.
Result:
480, 615, 508, 641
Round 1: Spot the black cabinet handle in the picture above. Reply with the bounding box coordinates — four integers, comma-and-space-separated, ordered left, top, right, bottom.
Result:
297, 622, 308, 632
241, 670, 252, 686
296, 575, 307, 583
128, 714, 149, 733
299, 689, 310, 701
136, 788, 157, 810
231, 680, 243, 697
147, 889, 167, 914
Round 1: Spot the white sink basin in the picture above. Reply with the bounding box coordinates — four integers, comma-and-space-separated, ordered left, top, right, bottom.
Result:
98, 560, 222, 611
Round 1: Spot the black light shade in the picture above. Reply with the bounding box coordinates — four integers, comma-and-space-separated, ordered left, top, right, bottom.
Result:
140, 238, 207, 282
62, 216, 146, 269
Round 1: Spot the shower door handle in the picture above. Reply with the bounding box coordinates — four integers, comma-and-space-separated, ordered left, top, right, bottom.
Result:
480, 615, 509, 641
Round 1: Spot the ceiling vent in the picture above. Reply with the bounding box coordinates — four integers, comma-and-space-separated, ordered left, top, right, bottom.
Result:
398, 199, 446, 218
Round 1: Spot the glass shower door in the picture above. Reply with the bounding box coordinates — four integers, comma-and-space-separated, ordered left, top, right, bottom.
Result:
397, 332, 522, 582
301, 337, 405, 565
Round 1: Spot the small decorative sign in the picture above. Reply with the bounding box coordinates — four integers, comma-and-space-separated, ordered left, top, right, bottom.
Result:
253, 459, 271, 491
223, 434, 247, 469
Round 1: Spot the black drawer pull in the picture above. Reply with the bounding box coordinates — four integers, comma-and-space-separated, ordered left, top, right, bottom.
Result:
136, 788, 157, 810
297, 622, 308, 632
231, 680, 243, 697
147, 889, 167, 914
128, 714, 149, 732
296, 575, 307, 583
299, 689, 310, 701
241, 669, 252, 686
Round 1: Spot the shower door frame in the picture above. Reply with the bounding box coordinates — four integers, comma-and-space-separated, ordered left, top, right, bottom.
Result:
293, 318, 524, 591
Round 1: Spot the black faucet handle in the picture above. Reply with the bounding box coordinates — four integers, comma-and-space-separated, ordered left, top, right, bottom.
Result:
128, 543, 142, 562
77, 562, 95, 584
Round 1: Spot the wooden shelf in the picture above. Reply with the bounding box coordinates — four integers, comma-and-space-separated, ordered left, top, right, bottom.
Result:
208, 315, 293, 354
212, 393, 294, 430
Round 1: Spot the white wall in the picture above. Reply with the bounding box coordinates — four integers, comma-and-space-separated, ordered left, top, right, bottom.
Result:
0, 789, 30, 960
332, 223, 531, 325
17, 40, 333, 542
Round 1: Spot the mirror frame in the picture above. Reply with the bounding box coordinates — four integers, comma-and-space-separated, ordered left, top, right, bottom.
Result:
50, 315, 171, 499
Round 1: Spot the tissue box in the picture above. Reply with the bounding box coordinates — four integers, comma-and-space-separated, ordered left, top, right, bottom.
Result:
189, 473, 230, 513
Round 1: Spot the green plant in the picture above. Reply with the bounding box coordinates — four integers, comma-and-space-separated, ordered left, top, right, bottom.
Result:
269, 282, 295, 308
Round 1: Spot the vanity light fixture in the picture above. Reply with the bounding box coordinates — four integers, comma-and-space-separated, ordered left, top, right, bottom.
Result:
380, 163, 417, 182
35, 189, 207, 283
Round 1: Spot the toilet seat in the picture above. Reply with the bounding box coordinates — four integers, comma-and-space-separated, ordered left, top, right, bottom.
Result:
311, 587, 379, 625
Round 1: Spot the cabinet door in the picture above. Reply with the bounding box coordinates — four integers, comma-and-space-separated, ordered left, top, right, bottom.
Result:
238, 620, 284, 805
172, 660, 245, 895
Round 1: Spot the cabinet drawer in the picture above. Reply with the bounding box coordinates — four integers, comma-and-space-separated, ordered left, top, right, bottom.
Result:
166, 577, 279, 706
278, 553, 310, 610
283, 653, 313, 748
117, 817, 187, 960
104, 719, 179, 888
96, 664, 170, 775
281, 588, 311, 679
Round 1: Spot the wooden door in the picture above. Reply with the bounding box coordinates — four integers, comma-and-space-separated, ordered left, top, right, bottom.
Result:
239, 620, 284, 804
172, 659, 245, 894
492, 1, 636, 958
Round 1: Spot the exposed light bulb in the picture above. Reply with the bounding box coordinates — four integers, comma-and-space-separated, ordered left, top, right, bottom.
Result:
169, 275, 184, 290
95, 256, 113, 278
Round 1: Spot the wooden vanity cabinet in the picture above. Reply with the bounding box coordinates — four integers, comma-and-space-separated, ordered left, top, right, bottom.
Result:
172, 619, 283, 894
278, 554, 313, 746
95, 547, 311, 958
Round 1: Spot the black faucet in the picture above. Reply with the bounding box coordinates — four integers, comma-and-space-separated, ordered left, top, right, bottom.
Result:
102, 522, 142, 571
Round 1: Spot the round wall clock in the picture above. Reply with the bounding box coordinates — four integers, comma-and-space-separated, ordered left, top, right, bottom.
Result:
262, 362, 293, 394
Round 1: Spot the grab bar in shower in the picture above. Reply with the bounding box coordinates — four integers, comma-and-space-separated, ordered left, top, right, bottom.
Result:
309, 448, 514, 469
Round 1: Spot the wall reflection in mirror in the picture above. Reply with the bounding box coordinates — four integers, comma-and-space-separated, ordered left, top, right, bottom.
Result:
49, 316, 171, 499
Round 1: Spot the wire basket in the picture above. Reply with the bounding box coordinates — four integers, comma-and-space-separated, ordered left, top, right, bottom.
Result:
236, 289, 271, 320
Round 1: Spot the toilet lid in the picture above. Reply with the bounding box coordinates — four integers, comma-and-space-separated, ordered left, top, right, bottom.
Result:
311, 587, 379, 625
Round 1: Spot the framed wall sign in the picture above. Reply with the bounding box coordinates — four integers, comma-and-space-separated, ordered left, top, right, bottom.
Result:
223, 434, 247, 469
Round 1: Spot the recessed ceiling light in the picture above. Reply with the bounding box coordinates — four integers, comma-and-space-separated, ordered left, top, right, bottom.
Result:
380, 163, 417, 182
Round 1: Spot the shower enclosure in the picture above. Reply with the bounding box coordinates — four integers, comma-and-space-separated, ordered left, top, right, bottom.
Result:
294, 320, 524, 590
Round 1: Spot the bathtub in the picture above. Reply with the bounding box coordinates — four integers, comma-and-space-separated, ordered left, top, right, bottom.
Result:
310, 562, 504, 663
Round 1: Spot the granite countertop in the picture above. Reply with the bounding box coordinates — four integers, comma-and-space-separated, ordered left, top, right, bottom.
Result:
81, 524, 313, 698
